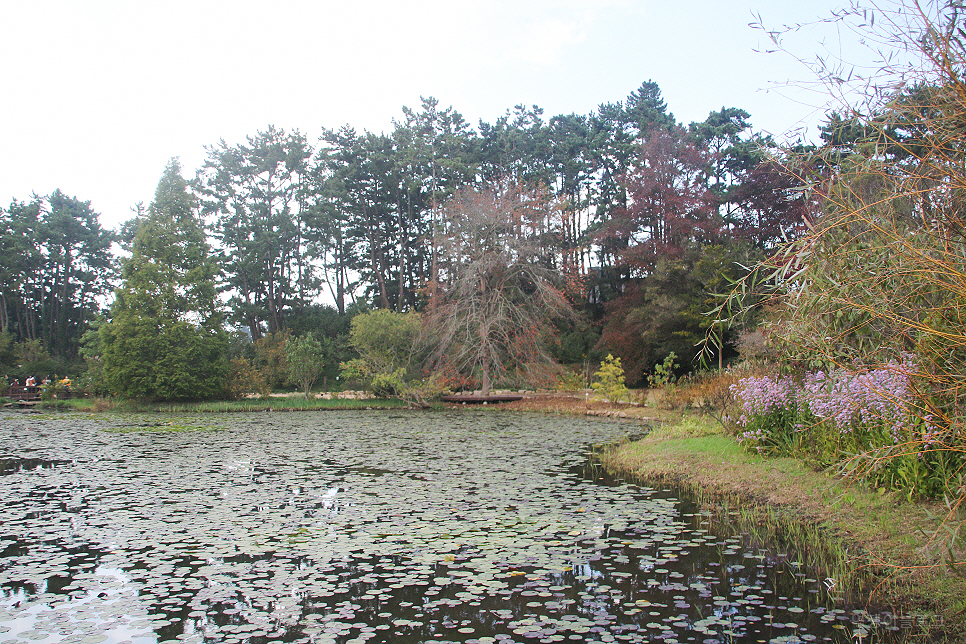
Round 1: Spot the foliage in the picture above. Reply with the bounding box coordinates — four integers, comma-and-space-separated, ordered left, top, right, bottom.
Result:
0, 328, 14, 372
591, 354, 629, 406
4, 81, 805, 403
648, 352, 679, 388
227, 357, 270, 400
6, 338, 73, 381
285, 333, 328, 398
101, 159, 228, 401
348, 309, 422, 374
710, 1, 966, 515
342, 309, 437, 403
601, 242, 761, 384
253, 330, 291, 389
655, 369, 744, 418
39, 379, 71, 402
603, 126, 718, 272
102, 315, 228, 402
729, 359, 964, 499
555, 370, 587, 393
78, 321, 110, 397
729, 374, 812, 456
0, 192, 115, 360
196, 126, 315, 338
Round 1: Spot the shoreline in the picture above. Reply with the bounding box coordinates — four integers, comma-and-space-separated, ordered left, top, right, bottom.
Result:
465, 393, 965, 640
591, 416, 966, 643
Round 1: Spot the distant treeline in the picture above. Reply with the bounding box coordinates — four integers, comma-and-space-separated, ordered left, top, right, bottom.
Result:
0, 81, 815, 388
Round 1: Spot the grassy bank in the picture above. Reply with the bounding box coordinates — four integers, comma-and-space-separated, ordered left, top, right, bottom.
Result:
25, 396, 414, 413
599, 414, 966, 642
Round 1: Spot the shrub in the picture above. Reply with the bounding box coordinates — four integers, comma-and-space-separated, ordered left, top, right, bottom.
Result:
285, 333, 328, 398
660, 370, 743, 417
592, 354, 630, 405
228, 358, 269, 400
556, 370, 586, 393
647, 352, 679, 388
253, 330, 290, 389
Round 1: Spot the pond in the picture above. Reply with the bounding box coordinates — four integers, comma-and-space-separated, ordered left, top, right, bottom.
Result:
0, 409, 907, 644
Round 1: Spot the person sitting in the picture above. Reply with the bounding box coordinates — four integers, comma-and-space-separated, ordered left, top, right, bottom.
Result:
25, 376, 36, 388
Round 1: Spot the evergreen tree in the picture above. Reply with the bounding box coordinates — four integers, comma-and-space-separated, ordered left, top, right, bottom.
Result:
196, 126, 314, 338
0, 193, 115, 360
100, 159, 228, 400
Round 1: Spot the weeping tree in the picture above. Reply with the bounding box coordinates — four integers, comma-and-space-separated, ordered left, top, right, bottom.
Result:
425, 183, 574, 394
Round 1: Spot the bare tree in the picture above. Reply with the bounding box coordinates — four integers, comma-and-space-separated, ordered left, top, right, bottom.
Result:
426, 182, 574, 394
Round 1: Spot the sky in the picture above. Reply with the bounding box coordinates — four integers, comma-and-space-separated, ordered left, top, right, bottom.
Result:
1, 0, 869, 229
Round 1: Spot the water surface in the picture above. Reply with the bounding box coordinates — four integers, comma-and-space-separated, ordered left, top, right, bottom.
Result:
0, 410, 901, 643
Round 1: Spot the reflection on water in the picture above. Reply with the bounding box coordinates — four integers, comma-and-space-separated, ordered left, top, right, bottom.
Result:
0, 410, 910, 643
0, 457, 73, 476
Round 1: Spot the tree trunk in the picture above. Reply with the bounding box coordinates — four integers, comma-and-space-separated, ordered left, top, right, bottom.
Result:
481, 360, 491, 397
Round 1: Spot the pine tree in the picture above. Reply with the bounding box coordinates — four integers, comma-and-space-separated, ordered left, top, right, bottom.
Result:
100, 159, 228, 400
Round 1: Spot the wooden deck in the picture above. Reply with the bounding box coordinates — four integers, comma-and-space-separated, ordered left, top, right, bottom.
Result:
441, 394, 525, 404
5, 385, 41, 402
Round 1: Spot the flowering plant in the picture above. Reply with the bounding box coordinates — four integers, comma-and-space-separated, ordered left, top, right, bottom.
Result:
802, 357, 920, 442
728, 358, 963, 497
730, 374, 809, 454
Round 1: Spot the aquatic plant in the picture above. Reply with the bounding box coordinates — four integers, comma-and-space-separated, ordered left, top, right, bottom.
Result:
0, 411, 877, 643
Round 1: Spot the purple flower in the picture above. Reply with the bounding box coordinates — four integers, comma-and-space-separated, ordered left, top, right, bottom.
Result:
730, 375, 798, 427
802, 357, 919, 442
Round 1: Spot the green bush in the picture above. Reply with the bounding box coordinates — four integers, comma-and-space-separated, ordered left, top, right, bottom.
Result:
592, 354, 630, 405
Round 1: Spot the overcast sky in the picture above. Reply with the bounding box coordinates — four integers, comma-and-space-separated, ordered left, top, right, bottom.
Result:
2, 0, 863, 228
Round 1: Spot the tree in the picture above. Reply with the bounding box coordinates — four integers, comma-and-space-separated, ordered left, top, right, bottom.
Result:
688, 107, 759, 220
285, 333, 327, 398
252, 329, 291, 389
0, 192, 115, 360
314, 100, 478, 314
591, 354, 629, 405
711, 1, 966, 512
341, 309, 430, 400
100, 159, 228, 401
426, 183, 574, 395
605, 126, 719, 273
196, 126, 314, 338
729, 157, 816, 249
